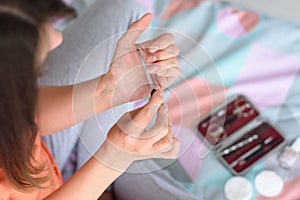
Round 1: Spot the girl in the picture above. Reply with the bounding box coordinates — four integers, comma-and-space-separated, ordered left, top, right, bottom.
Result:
0, 0, 180, 199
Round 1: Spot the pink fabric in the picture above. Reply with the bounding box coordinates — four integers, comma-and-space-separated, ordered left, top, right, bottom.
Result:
232, 43, 300, 110
174, 125, 204, 181
217, 7, 259, 38
161, 0, 205, 19
167, 78, 227, 127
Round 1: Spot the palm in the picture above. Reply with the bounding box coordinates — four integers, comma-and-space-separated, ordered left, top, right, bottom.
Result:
109, 44, 154, 105
106, 13, 180, 106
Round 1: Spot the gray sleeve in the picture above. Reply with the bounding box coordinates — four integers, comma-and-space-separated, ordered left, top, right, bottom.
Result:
40, 0, 146, 176
39, 0, 147, 86
114, 160, 200, 200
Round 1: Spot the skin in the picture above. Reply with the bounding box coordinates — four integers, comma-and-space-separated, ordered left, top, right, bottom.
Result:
37, 13, 180, 199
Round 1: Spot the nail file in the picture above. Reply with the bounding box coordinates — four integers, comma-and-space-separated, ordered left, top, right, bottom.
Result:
136, 48, 156, 96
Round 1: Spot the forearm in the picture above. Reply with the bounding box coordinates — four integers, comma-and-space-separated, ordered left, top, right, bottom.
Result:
37, 73, 115, 135
45, 144, 125, 200
44, 90, 178, 199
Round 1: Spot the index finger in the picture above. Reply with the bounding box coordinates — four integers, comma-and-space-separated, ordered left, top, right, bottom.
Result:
149, 33, 176, 53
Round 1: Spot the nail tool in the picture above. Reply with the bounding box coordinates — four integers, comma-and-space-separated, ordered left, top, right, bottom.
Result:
222, 134, 259, 156
230, 144, 262, 168
136, 48, 156, 96
230, 136, 275, 167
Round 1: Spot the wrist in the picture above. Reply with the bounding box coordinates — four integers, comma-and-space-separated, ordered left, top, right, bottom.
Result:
94, 72, 117, 111
95, 140, 133, 172
101, 67, 130, 108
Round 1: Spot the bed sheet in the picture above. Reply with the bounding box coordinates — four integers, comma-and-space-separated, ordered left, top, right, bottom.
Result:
60, 0, 300, 199
136, 0, 300, 199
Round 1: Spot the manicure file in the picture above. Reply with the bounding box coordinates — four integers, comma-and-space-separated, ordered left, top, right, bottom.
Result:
136, 48, 156, 96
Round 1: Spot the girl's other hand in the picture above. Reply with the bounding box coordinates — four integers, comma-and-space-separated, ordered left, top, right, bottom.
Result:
95, 90, 180, 171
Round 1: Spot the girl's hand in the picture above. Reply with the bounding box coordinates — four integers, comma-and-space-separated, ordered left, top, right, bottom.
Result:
95, 90, 180, 170
107, 13, 180, 106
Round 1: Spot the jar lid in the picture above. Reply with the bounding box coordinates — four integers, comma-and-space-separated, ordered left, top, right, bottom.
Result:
255, 170, 283, 197
224, 176, 252, 200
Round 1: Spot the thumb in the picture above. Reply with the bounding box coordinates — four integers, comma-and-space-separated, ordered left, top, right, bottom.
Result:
121, 13, 152, 44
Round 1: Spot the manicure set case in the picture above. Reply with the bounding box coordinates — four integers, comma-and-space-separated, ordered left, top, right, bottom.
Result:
196, 95, 286, 175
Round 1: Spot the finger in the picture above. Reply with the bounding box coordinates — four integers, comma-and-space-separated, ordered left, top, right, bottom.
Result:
150, 66, 179, 88
147, 45, 179, 62
151, 74, 161, 90
152, 122, 173, 152
132, 89, 164, 128
158, 138, 180, 159
155, 103, 168, 127
149, 58, 178, 75
116, 89, 163, 137
148, 33, 176, 53
156, 76, 169, 89
145, 124, 169, 144
147, 59, 178, 74
119, 13, 152, 44
164, 66, 180, 78
148, 63, 180, 76
142, 104, 169, 139
156, 57, 178, 69
157, 68, 180, 88
152, 134, 173, 153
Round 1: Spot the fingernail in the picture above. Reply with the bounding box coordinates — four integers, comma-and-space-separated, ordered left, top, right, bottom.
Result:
169, 120, 172, 126
147, 55, 157, 62
148, 65, 158, 73
150, 46, 159, 53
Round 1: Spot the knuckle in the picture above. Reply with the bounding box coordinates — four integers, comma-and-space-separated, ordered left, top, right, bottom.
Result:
172, 46, 180, 55
164, 33, 175, 41
160, 126, 169, 135
155, 51, 164, 59
164, 45, 179, 56
172, 58, 178, 66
